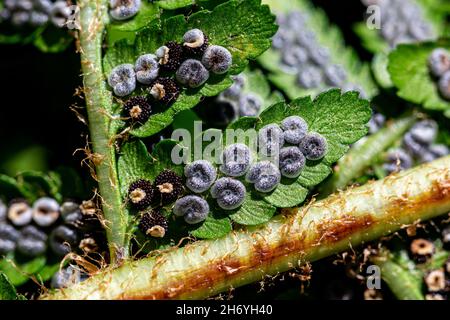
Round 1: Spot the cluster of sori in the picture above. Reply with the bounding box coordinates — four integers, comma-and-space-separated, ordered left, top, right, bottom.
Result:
181, 116, 327, 213
428, 48, 450, 101
0, 0, 72, 28
108, 29, 233, 124
362, 0, 436, 48
0, 198, 105, 288
367, 111, 386, 135
128, 116, 327, 236
383, 119, 449, 174
271, 11, 367, 97
409, 229, 450, 300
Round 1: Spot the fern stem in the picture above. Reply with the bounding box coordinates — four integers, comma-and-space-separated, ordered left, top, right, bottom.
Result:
320, 114, 416, 195
41, 156, 450, 300
78, 0, 128, 264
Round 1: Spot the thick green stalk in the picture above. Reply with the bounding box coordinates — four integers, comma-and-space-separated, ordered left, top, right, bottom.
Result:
42, 156, 450, 300
79, 0, 127, 264
320, 115, 416, 195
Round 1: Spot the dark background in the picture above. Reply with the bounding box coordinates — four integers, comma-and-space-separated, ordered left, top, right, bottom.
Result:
0, 1, 367, 176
